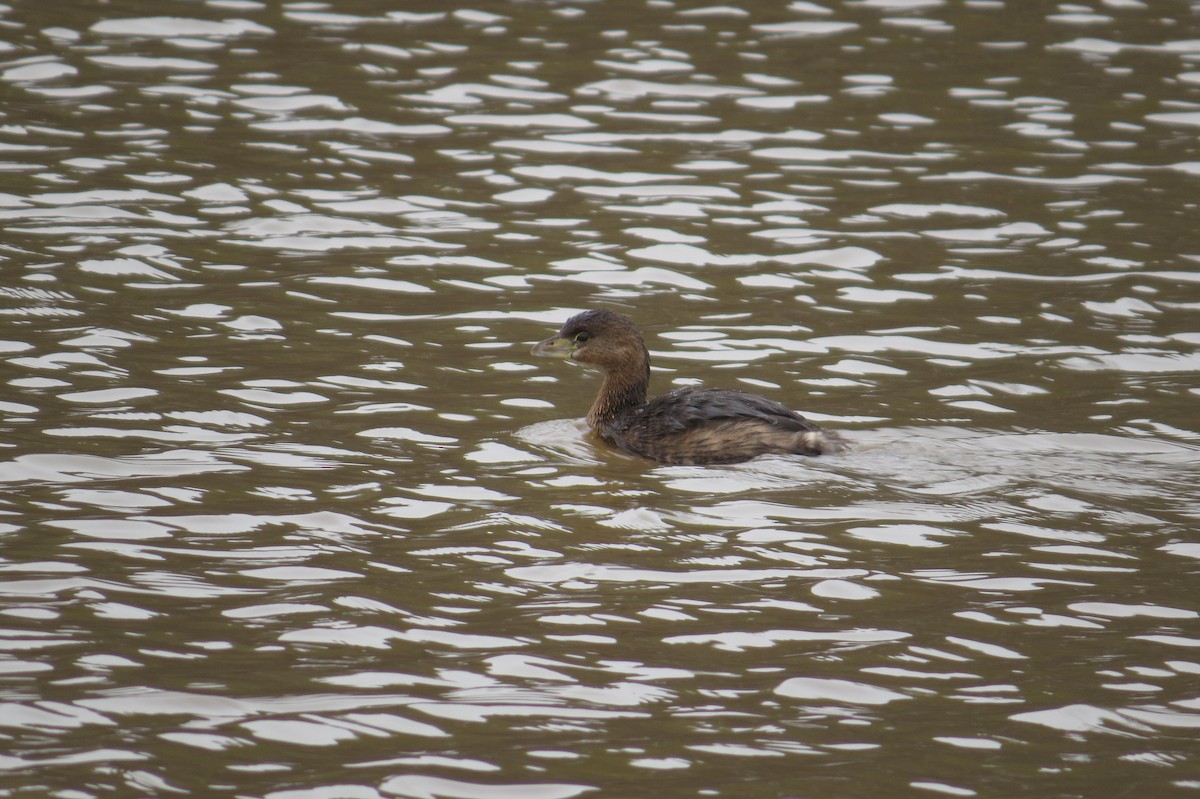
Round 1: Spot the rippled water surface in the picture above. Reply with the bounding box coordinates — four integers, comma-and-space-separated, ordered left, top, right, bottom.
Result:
2, 1, 1199, 797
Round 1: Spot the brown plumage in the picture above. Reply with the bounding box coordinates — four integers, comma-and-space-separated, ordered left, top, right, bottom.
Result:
531, 309, 844, 465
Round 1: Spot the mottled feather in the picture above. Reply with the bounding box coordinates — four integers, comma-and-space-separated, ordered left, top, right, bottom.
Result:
609, 387, 842, 465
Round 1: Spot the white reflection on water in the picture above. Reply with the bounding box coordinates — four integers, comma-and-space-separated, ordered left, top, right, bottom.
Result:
2, 0, 1200, 796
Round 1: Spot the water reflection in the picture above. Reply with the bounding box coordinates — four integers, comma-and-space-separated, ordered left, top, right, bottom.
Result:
2, 0, 1200, 797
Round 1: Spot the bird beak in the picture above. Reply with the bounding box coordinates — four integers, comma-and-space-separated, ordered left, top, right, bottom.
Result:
531, 335, 574, 359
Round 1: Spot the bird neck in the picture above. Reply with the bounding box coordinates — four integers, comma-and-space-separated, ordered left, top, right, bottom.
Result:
586, 360, 650, 433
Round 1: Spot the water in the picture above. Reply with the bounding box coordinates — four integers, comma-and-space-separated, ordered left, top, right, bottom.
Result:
2, 1, 1199, 797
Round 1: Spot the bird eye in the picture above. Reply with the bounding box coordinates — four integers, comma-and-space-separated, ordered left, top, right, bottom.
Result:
574, 332, 591, 344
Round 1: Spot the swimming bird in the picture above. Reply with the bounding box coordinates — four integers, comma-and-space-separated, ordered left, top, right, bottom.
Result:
531, 309, 843, 465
